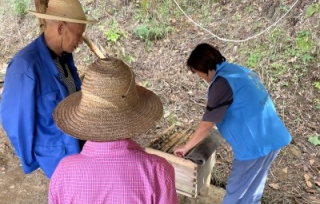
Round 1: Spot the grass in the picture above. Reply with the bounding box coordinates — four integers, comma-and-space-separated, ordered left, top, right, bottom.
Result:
305, 2, 320, 18
11, 0, 29, 17
103, 19, 126, 44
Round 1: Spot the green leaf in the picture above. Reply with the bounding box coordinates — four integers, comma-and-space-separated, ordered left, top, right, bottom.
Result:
308, 135, 320, 146
305, 3, 320, 18
314, 82, 320, 91
163, 110, 171, 118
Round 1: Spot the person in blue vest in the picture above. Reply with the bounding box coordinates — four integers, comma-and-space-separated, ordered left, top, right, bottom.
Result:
0, 0, 97, 178
174, 43, 292, 204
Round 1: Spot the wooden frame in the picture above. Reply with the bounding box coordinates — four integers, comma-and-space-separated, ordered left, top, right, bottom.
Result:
145, 147, 215, 198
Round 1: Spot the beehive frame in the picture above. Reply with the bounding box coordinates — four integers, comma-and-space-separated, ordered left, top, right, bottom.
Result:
145, 125, 216, 198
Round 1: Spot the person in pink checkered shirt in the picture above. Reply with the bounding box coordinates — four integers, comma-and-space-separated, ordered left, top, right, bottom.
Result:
49, 58, 178, 204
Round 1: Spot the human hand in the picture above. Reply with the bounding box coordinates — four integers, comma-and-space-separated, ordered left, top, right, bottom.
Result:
174, 145, 190, 157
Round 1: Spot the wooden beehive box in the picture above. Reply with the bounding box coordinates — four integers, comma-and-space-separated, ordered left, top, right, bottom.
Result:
145, 125, 216, 198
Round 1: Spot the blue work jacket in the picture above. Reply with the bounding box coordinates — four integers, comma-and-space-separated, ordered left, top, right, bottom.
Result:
209, 62, 291, 160
0, 34, 81, 178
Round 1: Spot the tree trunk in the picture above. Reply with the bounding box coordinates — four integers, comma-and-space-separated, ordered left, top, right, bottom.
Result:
34, 0, 49, 32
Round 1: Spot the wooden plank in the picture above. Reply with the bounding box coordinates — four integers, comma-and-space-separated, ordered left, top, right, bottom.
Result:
175, 170, 196, 183
147, 124, 176, 147
196, 152, 216, 194
167, 131, 194, 153
162, 128, 192, 152
176, 182, 196, 196
144, 147, 197, 169
175, 178, 197, 187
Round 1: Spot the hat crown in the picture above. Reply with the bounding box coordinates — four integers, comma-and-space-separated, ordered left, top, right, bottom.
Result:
46, 0, 86, 21
53, 58, 163, 142
80, 58, 139, 110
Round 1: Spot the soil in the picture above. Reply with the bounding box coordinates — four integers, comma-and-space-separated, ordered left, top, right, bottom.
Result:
0, 0, 320, 204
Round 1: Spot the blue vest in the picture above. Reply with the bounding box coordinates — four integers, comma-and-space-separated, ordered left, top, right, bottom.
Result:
209, 62, 291, 160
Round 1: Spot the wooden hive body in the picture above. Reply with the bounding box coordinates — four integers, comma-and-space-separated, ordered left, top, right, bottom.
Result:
145, 125, 216, 198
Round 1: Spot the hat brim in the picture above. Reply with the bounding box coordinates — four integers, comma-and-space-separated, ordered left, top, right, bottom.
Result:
53, 85, 163, 142
29, 11, 98, 24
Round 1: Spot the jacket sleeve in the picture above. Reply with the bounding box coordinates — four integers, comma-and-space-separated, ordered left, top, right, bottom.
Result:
1, 59, 39, 173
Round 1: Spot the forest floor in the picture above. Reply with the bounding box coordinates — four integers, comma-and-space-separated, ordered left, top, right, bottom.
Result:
0, 0, 320, 203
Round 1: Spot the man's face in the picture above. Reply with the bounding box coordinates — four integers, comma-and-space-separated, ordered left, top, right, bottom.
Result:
61, 22, 86, 53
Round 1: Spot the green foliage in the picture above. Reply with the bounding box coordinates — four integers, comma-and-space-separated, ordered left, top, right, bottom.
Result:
164, 110, 181, 125
245, 52, 261, 68
140, 0, 149, 15
134, 23, 173, 42
104, 20, 126, 43
314, 82, 320, 91
314, 99, 320, 110
308, 135, 320, 146
11, 0, 29, 17
280, 30, 316, 64
305, 3, 320, 18
119, 47, 136, 64
134, 25, 149, 40
296, 31, 313, 52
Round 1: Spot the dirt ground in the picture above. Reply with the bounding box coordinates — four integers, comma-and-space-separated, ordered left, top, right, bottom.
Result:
0, 0, 320, 203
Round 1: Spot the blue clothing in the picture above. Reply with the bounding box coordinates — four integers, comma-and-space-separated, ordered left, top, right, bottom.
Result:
222, 149, 280, 204
0, 34, 81, 178
209, 61, 291, 160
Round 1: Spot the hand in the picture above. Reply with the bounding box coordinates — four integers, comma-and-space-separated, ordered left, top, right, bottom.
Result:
174, 145, 190, 157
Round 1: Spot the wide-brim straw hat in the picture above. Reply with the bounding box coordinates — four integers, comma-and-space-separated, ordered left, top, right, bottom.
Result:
30, 0, 98, 24
53, 58, 163, 142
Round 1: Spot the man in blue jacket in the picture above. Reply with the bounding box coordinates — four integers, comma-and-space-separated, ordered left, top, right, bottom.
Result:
0, 0, 97, 178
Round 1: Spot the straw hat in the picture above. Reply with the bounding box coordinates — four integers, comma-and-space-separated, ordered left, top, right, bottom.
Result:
53, 58, 163, 142
30, 0, 98, 24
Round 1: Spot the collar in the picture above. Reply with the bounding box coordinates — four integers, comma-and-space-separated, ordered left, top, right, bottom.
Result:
211, 61, 228, 84
81, 139, 144, 156
47, 47, 67, 60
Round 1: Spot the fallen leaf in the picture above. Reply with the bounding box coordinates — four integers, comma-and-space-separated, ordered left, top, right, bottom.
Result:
306, 180, 313, 188
268, 183, 280, 190
282, 167, 288, 174
315, 181, 320, 187
309, 159, 315, 165
304, 174, 312, 188
308, 135, 320, 146
304, 174, 310, 180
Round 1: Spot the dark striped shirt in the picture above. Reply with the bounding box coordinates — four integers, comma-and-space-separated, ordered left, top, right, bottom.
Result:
48, 49, 76, 95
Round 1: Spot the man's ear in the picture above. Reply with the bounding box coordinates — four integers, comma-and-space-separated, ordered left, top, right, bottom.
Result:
57, 21, 66, 36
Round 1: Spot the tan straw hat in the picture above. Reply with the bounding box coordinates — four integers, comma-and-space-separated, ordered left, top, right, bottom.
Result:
53, 58, 163, 142
29, 0, 98, 24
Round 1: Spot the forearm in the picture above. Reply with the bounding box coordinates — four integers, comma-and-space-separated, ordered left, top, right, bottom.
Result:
184, 121, 215, 151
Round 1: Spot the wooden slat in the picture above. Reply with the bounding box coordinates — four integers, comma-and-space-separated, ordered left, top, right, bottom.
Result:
167, 131, 194, 153
148, 124, 176, 147
144, 147, 196, 169
175, 182, 196, 196
161, 128, 191, 152
196, 152, 216, 194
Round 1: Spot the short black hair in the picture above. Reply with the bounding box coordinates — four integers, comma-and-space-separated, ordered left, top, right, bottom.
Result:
187, 43, 226, 75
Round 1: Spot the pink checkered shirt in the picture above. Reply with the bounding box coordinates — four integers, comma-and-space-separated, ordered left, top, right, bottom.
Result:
49, 139, 178, 204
